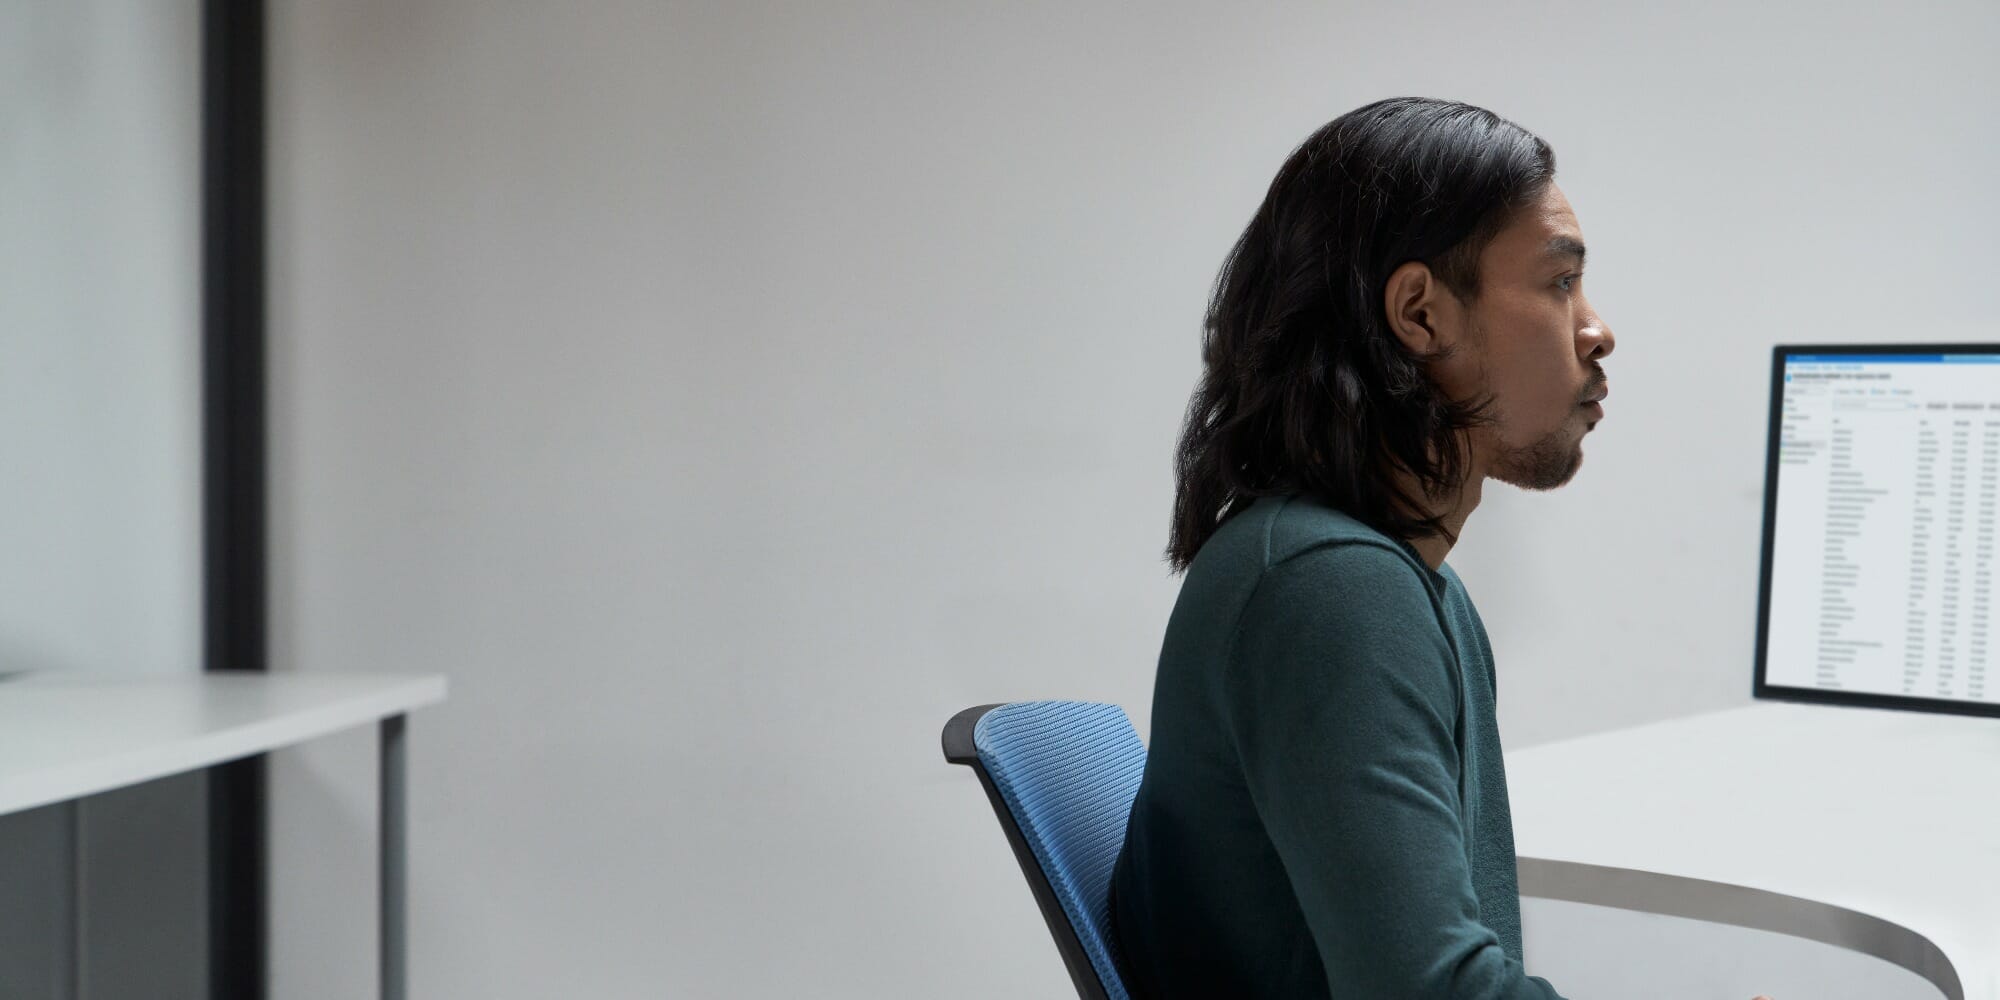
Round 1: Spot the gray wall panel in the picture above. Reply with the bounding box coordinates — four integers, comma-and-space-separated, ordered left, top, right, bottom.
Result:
0, 803, 74, 1000
77, 772, 208, 1000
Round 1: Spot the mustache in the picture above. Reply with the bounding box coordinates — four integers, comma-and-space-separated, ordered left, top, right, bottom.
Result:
1581, 367, 1608, 402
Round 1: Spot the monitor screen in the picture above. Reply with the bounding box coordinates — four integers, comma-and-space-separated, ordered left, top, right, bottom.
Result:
1756, 346, 2000, 716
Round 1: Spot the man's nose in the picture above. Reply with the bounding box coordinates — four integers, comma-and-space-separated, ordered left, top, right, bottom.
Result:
1579, 301, 1614, 360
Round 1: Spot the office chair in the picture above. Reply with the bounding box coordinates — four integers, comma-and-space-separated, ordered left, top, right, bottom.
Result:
941, 701, 1144, 1000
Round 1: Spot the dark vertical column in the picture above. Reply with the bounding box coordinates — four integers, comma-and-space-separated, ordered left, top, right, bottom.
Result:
202, 2, 268, 999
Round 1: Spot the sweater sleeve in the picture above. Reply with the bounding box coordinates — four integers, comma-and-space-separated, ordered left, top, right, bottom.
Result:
1222, 542, 1567, 999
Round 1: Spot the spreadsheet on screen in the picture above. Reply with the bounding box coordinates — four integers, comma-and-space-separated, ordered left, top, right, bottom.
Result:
1765, 352, 2000, 706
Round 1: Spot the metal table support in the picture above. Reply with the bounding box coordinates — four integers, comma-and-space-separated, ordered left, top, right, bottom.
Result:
380, 714, 407, 1000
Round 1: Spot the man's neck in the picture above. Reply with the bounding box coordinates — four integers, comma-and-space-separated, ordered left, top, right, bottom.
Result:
1401, 469, 1483, 572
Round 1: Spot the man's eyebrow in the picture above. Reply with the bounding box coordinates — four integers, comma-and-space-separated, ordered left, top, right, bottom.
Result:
1543, 235, 1588, 266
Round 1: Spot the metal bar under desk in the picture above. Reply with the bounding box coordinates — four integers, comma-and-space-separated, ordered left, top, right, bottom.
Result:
381, 714, 407, 1000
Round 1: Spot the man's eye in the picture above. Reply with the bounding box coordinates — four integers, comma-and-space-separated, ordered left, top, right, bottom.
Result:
1558, 273, 1583, 292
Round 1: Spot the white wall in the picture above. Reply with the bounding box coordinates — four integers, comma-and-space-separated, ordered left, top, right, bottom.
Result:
0, 0, 202, 678
265, 2, 2000, 996
0, 4, 207, 997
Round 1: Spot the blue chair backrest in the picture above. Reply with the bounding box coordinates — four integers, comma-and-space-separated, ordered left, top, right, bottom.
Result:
942, 701, 1145, 1000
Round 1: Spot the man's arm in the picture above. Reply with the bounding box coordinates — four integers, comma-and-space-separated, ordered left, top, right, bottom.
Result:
1222, 541, 1565, 998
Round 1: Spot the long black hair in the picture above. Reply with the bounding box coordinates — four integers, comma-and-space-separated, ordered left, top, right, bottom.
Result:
1166, 97, 1557, 573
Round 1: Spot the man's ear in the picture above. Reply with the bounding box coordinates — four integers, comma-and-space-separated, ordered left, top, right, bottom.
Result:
1382, 260, 1461, 355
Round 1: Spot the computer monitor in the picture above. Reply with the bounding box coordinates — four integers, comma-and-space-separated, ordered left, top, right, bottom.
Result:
1755, 344, 2000, 718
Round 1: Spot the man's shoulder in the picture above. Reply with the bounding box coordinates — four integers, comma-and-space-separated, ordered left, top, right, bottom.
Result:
1268, 496, 1409, 565
1204, 493, 1430, 580
1168, 496, 1447, 644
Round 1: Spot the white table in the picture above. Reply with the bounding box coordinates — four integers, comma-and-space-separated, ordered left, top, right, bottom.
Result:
1505, 701, 1999, 1000
0, 670, 447, 1000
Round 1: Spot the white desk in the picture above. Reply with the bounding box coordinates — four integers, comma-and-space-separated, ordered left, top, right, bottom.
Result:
0, 670, 447, 1000
1505, 701, 1998, 1000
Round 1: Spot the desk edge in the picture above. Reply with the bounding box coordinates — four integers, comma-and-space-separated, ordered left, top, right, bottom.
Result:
1518, 856, 1964, 1000
0, 675, 447, 817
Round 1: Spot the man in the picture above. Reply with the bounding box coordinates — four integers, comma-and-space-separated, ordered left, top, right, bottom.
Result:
1108, 97, 1771, 998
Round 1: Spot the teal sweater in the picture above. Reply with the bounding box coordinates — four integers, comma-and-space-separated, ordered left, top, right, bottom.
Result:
1109, 493, 1564, 998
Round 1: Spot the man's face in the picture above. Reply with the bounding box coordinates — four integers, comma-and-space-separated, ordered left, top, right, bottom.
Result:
1447, 182, 1615, 490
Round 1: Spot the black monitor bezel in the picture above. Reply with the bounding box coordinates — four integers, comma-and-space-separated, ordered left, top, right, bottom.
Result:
1753, 343, 2000, 718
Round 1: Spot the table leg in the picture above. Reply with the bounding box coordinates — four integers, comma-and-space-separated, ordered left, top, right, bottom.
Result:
381, 714, 406, 1000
